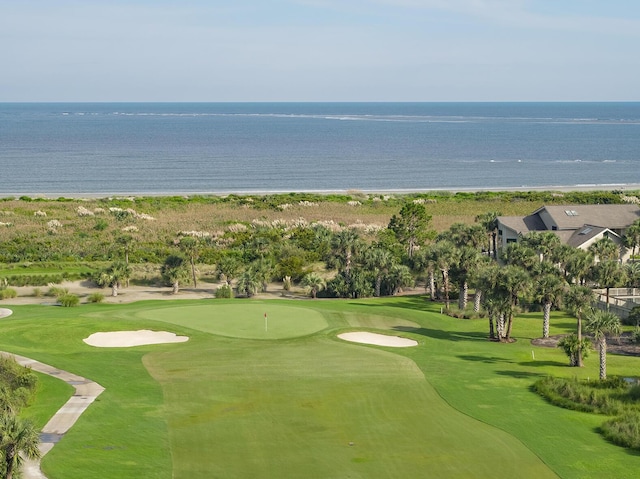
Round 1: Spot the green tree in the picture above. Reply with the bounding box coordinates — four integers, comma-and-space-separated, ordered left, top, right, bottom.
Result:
624, 220, 640, 260
383, 264, 414, 296
388, 203, 432, 259
301, 272, 326, 299
177, 236, 200, 288
97, 261, 131, 297
329, 229, 362, 284
412, 245, 437, 300
499, 265, 530, 341
589, 237, 619, 263
216, 255, 241, 286
564, 284, 596, 367
564, 249, 594, 286
502, 242, 538, 270
585, 309, 622, 380
236, 269, 262, 297
161, 255, 190, 294
533, 273, 567, 339
115, 233, 136, 286
475, 211, 501, 259
0, 413, 40, 479
363, 246, 394, 297
521, 231, 561, 263
557, 334, 591, 367
431, 240, 458, 310
590, 260, 628, 308
453, 246, 485, 310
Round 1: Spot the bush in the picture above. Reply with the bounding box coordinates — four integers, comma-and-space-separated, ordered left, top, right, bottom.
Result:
47, 286, 69, 299
87, 292, 105, 303
32, 287, 42, 298
601, 413, 640, 450
215, 284, 233, 299
59, 294, 80, 307
0, 288, 17, 300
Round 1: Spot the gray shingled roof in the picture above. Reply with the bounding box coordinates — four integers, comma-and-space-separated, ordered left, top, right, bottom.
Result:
565, 226, 609, 248
533, 204, 640, 230
497, 214, 546, 235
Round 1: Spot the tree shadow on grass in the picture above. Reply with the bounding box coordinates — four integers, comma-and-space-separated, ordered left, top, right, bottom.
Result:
457, 354, 514, 364
518, 360, 567, 368
494, 370, 544, 379
393, 326, 488, 343
352, 296, 440, 314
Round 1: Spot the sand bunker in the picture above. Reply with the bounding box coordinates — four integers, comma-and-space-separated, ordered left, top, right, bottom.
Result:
338, 332, 418, 348
83, 330, 189, 348
0, 308, 13, 319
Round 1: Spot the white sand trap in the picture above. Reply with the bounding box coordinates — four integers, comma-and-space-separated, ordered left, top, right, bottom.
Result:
338, 332, 418, 348
83, 330, 189, 348
0, 308, 13, 319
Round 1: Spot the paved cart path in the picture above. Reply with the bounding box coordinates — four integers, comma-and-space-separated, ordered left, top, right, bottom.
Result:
1, 352, 104, 479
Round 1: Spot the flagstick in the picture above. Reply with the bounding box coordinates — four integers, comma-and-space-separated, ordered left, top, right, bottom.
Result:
264, 313, 268, 332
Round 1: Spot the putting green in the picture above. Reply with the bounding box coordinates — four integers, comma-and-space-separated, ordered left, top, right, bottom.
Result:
137, 302, 328, 339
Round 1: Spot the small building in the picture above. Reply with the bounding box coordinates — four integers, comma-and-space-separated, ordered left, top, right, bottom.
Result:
496, 204, 640, 261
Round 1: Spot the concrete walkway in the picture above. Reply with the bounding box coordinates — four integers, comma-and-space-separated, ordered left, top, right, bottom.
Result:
1, 352, 105, 479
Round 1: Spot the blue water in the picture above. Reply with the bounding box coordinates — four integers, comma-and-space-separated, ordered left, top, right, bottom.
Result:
1, 102, 639, 195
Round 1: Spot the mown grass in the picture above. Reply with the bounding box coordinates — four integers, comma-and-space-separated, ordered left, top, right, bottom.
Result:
2, 297, 640, 478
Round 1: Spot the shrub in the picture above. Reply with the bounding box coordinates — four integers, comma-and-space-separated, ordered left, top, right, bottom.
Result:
47, 286, 69, 299
0, 288, 17, 300
59, 294, 80, 307
601, 413, 640, 450
87, 292, 105, 303
215, 284, 233, 299
32, 287, 42, 298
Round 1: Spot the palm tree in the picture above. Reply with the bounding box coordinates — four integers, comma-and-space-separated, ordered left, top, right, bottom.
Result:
161, 255, 190, 294
502, 242, 538, 270
329, 229, 361, 283
412, 245, 437, 300
589, 237, 619, 263
216, 255, 241, 286
521, 231, 561, 263
236, 269, 262, 297
178, 236, 200, 288
0, 413, 40, 479
115, 233, 135, 287
499, 265, 530, 341
363, 246, 394, 297
585, 309, 622, 380
384, 264, 414, 296
590, 260, 628, 308
534, 273, 567, 338
564, 249, 593, 286
624, 220, 640, 261
564, 284, 596, 367
301, 273, 326, 299
102, 261, 131, 297
475, 211, 501, 259
454, 246, 484, 310
431, 240, 458, 310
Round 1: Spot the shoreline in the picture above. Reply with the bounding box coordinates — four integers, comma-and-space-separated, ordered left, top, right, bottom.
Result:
1, 183, 639, 200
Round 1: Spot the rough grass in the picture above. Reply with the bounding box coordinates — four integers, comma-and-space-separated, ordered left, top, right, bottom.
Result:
2, 298, 640, 478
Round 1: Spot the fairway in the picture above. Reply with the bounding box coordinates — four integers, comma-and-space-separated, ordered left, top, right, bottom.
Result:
136, 302, 328, 339
144, 337, 557, 479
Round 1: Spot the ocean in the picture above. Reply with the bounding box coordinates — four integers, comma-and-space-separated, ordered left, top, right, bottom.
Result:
1, 102, 639, 195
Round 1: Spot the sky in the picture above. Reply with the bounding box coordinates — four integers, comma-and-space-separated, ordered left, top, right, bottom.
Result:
1, 0, 639, 102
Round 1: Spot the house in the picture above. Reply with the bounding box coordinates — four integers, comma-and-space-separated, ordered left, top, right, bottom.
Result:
496, 204, 640, 261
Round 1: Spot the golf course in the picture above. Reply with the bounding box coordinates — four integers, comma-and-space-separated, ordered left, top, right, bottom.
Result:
2, 297, 640, 478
